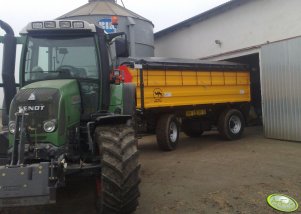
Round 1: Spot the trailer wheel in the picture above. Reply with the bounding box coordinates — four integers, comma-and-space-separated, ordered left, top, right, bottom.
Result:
182, 119, 203, 138
95, 122, 140, 214
156, 114, 180, 151
218, 109, 245, 140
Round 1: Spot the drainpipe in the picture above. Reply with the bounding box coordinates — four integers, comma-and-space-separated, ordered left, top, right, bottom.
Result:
0, 20, 17, 127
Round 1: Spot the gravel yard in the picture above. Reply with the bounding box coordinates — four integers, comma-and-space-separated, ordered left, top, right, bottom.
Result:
2, 126, 301, 214
136, 126, 301, 214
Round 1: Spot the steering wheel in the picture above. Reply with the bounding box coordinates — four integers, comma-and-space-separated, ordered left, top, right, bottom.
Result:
56, 65, 78, 78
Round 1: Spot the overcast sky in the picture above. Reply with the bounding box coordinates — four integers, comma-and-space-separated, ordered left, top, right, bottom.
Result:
0, 0, 231, 35
0, 0, 230, 104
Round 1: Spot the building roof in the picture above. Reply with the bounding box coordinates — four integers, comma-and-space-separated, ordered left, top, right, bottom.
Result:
155, 0, 248, 39
58, 0, 153, 24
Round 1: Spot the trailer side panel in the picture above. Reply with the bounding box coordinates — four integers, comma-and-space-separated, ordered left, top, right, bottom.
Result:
128, 68, 250, 109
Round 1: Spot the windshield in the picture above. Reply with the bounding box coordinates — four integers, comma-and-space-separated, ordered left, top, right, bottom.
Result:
24, 35, 99, 83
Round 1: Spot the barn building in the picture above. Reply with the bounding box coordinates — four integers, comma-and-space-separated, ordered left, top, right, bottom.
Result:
154, 0, 301, 142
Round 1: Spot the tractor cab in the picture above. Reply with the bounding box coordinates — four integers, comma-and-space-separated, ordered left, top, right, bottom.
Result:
6, 20, 129, 162
20, 20, 106, 119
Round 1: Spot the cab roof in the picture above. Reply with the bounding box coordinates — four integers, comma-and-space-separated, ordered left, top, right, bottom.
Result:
20, 20, 96, 35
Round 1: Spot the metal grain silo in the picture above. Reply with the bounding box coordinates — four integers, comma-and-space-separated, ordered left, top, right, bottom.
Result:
58, 0, 154, 57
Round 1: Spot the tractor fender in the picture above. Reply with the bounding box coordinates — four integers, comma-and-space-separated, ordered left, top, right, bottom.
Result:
95, 114, 133, 126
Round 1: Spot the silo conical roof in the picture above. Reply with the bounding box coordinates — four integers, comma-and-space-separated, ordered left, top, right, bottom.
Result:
58, 0, 153, 25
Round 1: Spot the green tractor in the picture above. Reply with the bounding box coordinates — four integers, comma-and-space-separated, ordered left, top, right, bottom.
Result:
0, 19, 140, 213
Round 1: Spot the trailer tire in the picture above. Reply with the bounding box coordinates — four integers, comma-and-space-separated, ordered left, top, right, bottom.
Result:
218, 109, 245, 140
182, 120, 203, 138
156, 114, 180, 151
95, 122, 140, 214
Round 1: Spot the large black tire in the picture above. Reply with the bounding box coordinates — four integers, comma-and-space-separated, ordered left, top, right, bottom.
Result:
218, 109, 245, 140
95, 122, 140, 214
182, 119, 204, 138
156, 114, 180, 151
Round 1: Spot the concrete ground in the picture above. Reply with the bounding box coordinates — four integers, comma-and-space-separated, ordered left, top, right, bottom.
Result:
2, 126, 301, 214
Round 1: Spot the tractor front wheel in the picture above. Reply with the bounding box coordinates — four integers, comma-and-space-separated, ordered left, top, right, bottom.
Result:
95, 122, 140, 214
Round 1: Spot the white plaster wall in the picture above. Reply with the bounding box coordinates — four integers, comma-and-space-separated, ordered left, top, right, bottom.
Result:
155, 0, 301, 59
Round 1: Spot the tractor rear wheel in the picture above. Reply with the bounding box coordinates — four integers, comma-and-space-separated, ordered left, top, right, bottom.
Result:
95, 122, 140, 214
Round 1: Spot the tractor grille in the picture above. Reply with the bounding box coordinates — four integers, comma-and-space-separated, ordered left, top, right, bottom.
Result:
9, 88, 60, 134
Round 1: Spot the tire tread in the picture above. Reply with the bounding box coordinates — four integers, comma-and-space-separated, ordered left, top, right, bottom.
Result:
95, 123, 140, 214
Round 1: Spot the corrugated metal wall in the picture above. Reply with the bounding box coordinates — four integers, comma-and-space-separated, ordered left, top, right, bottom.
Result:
261, 37, 301, 141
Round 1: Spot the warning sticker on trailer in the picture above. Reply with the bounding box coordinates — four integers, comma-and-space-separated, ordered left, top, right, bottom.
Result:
153, 88, 163, 102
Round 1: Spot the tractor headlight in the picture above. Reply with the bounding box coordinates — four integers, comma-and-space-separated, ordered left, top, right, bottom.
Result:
59, 21, 71, 28
32, 22, 43, 29
73, 21, 84, 28
8, 121, 16, 134
43, 120, 56, 133
44, 21, 56, 28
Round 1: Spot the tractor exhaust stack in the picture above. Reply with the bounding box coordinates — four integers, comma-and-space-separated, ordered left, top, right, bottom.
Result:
0, 20, 17, 127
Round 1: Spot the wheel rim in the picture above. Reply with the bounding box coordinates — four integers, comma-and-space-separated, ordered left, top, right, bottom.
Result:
169, 121, 178, 143
229, 115, 241, 134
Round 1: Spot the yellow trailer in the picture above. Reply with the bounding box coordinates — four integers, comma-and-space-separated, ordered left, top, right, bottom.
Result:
121, 58, 251, 151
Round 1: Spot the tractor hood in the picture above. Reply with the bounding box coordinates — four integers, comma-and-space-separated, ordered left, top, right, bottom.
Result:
9, 79, 81, 148
23, 79, 80, 92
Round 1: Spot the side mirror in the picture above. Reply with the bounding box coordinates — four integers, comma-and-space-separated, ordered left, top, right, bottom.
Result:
106, 32, 129, 58
115, 37, 129, 58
